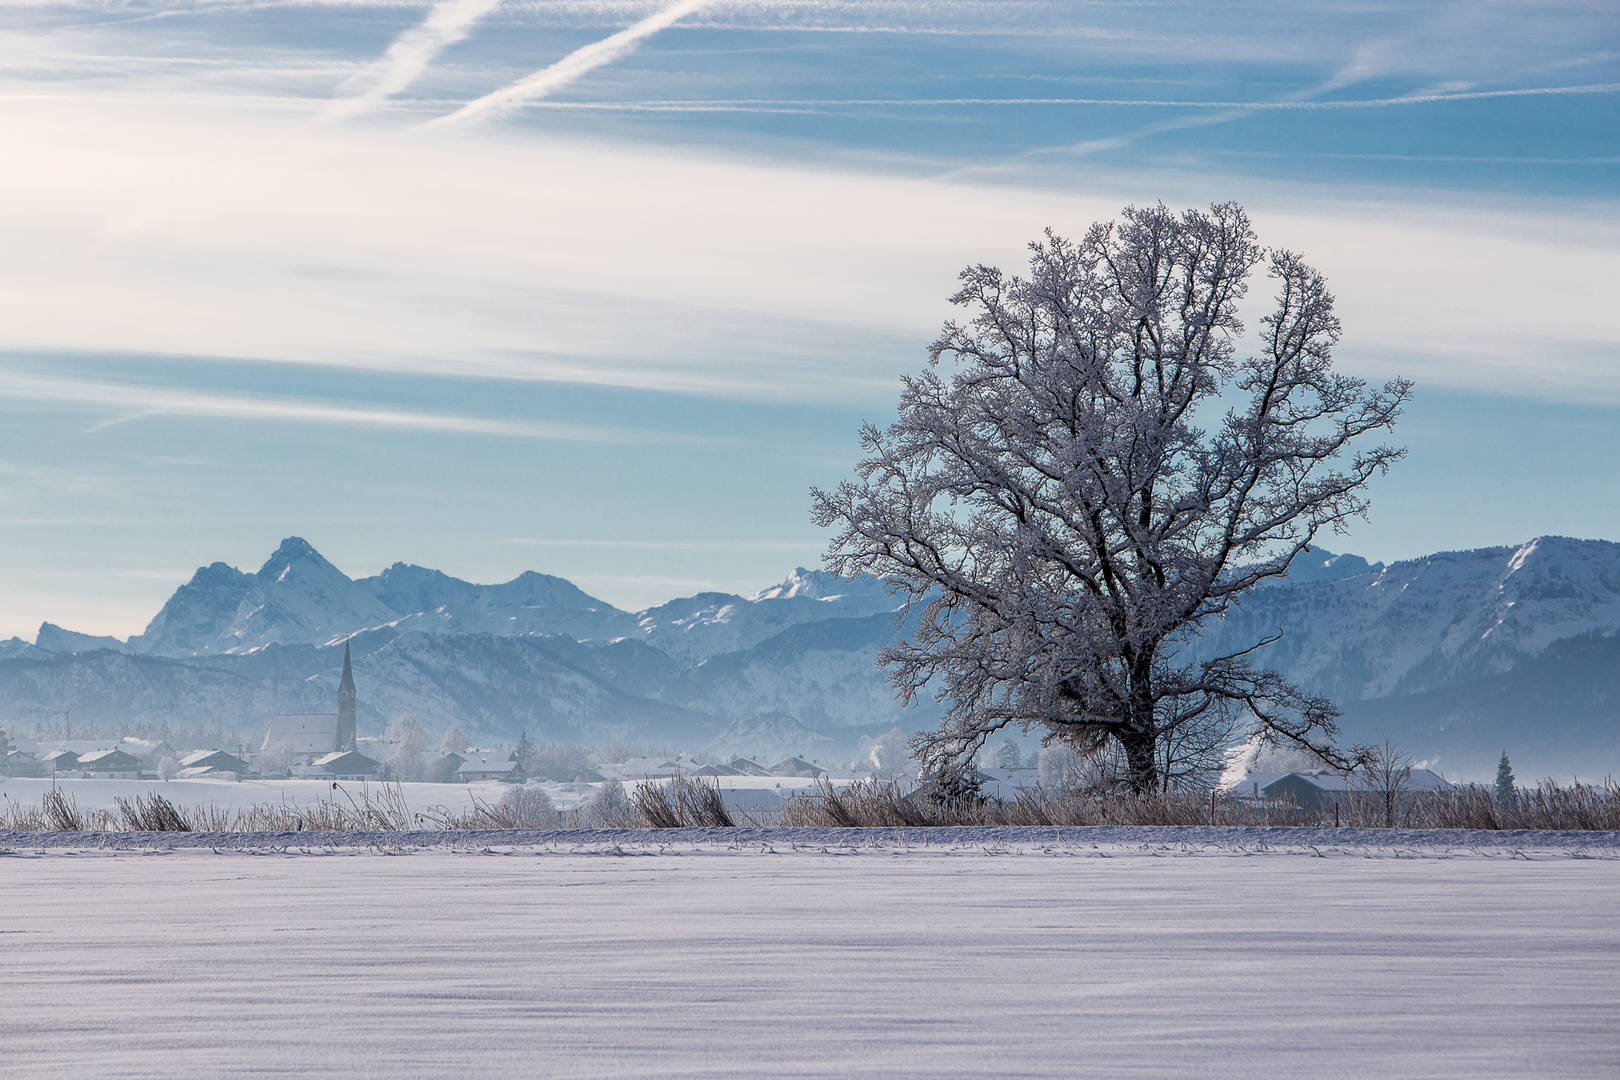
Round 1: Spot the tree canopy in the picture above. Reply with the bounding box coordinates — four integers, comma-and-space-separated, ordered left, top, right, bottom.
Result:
813, 202, 1409, 792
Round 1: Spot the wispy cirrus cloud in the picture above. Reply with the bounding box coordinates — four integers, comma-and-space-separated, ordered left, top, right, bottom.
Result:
496, 82, 1620, 112
490, 537, 823, 552
423, 0, 715, 128
322, 0, 505, 122
0, 370, 729, 445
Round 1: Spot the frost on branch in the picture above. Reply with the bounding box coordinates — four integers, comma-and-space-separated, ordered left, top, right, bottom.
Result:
812, 202, 1409, 793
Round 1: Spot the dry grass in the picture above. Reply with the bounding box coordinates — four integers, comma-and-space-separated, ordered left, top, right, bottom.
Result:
1394, 780, 1620, 831
630, 774, 736, 828
115, 792, 190, 832
1, 776, 1614, 833
773, 776, 1620, 830
1, 782, 419, 833
777, 779, 1301, 828
43, 789, 86, 831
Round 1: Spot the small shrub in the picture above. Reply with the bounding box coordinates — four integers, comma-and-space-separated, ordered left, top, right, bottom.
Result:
580, 780, 636, 828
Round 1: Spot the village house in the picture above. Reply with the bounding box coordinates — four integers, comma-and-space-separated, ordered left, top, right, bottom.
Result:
176, 749, 249, 780
1237, 769, 1455, 812
456, 753, 520, 782
306, 750, 382, 781
75, 748, 143, 780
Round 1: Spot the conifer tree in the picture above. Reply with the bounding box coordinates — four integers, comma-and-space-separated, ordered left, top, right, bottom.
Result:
1494, 751, 1517, 803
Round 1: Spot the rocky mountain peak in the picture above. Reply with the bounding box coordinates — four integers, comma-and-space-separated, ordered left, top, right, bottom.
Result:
751, 567, 888, 603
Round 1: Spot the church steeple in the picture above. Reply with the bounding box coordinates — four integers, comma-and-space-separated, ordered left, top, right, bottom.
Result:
337, 640, 357, 752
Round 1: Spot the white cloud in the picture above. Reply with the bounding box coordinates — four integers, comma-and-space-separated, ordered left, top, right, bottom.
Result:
4, 95, 1617, 405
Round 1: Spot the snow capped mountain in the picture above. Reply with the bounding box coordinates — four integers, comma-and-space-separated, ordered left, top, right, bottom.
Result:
6, 536, 1618, 778
125, 561, 254, 657
1199, 536, 1620, 701
750, 567, 891, 603
356, 563, 634, 642
105, 542, 901, 665
631, 570, 898, 666
1277, 549, 1385, 585
130, 538, 400, 657
35, 623, 130, 656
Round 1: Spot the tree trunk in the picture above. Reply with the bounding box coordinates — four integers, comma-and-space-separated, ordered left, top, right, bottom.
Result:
1118, 725, 1158, 795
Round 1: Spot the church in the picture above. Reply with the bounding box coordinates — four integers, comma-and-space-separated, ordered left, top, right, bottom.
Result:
262, 642, 378, 779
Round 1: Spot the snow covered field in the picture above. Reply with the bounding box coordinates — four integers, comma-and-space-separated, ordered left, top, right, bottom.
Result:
3, 831, 1616, 1079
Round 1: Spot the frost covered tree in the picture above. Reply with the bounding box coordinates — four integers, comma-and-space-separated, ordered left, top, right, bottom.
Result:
1494, 751, 1517, 803
993, 737, 1023, 770
494, 784, 556, 828
257, 741, 293, 779
814, 202, 1409, 793
868, 727, 913, 778
386, 713, 427, 782
439, 725, 467, 755
1038, 741, 1085, 790
582, 779, 633, 827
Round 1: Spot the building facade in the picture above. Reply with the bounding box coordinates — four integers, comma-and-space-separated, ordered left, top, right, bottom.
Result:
263, 642, 359, 764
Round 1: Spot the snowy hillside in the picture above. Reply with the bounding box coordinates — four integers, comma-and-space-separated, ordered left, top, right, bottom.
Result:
356, 563, 636, 643
1198, 536, 1620, 700
632, 570, 897, 665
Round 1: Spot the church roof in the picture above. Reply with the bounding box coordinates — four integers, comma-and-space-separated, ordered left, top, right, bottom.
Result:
264, 714, 339, 754
339, 641, 355, 693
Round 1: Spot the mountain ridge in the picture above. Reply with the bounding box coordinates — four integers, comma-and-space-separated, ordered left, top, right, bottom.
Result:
4, 536, 1618, 778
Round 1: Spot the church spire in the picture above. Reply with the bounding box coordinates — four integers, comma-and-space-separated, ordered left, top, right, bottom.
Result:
337, 640, 357, 752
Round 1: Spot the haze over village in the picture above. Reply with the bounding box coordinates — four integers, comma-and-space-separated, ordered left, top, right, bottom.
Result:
2, 1, 1616, 1077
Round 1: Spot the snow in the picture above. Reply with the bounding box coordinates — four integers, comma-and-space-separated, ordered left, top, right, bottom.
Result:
1, 830, 1614, 1079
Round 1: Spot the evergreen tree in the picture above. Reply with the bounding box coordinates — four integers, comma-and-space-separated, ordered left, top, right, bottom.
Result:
1494, 751, 1517, 803
514, 731, 536, 778
994, 737, 1023, 770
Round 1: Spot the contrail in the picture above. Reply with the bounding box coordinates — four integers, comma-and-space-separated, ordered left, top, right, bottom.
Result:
423, 0, 713, 129
323, 0, 505, 123
473, 81, 1620, 112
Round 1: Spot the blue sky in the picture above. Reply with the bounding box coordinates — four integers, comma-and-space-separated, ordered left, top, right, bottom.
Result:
0, 0, 1616, 637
